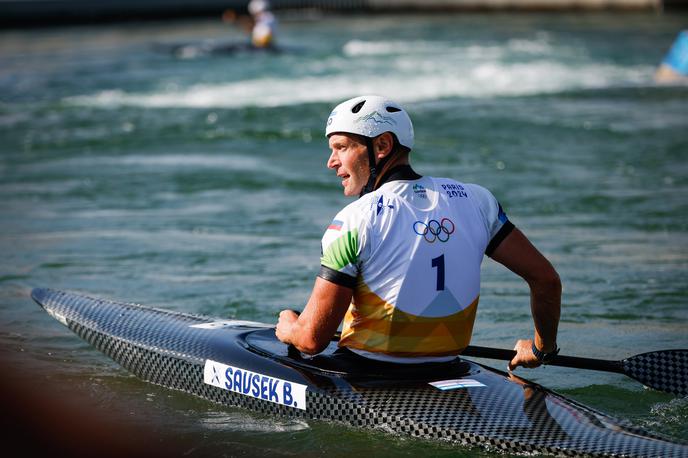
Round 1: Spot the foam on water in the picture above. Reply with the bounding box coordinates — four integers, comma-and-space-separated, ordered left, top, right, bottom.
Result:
66, 61, 653, 109
343, 36, 559, 58
62, 37, 655, 109
23, 153, 265, 173
198, 410, 310, 432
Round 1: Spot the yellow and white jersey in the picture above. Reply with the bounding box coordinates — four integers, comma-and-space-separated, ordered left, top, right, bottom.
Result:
319, 171, 513, 359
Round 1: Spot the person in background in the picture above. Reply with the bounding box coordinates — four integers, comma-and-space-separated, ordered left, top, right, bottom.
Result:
247, 0, 277, 49
275, 95, 562, 371
655, 30, 688, 84
222, 0, 278, 50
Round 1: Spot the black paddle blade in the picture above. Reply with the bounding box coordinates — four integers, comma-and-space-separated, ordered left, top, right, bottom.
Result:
623, 350, 688, 396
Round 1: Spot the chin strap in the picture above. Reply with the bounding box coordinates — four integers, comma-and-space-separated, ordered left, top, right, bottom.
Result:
359, 137, 377, 197
359, 137, 395, 198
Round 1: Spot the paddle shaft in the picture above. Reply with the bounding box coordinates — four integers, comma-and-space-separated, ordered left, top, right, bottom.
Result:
327, 332, 684, 395
331, 333, 623, 373
330, 335, 623, 374
462, 345, 625, 374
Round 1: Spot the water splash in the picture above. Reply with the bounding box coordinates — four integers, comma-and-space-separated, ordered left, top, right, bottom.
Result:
198, 410, 310, 432
647, 397, 688, 438
65, 61, 652, 109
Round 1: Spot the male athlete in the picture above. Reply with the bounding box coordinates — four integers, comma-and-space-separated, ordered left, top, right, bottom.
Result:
276, 95, 561, 370
221, 0, 277, 50
247, 0, 277, 49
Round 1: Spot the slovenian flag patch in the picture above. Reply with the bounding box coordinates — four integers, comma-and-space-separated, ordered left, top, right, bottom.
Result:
328, 219, 343, 231
429, 378, 486, 391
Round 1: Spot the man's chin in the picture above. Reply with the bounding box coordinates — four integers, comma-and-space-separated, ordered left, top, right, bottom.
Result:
343, 186, 361, 197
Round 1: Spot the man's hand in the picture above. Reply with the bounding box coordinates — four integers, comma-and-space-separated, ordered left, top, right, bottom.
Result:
508, 339, 541, 371
273, 277, 353, 355
491, 228, 561, 373
275, 309, 299, 345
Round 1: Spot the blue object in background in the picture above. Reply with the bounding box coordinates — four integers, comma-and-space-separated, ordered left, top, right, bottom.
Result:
662, 30, 688, 75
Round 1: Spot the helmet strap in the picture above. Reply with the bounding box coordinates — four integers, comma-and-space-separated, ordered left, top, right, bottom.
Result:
359, 137, 378, 197
359, 136, 395, 198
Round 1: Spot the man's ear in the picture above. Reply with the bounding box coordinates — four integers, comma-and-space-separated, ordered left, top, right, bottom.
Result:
374, 132, 394, 159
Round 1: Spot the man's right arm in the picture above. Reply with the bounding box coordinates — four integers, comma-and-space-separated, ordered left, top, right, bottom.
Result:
489, 227, 562, 370
276, 276, 352, 354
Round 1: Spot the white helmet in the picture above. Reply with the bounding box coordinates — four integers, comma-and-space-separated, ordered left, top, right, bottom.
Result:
325, 95, 414, 150
248, 0, 269, 15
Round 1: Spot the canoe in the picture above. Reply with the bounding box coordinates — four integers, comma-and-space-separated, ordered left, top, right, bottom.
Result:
31, 288, 688, 457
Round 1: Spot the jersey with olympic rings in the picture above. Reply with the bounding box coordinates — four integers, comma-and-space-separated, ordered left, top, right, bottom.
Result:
319, 175, 513, 360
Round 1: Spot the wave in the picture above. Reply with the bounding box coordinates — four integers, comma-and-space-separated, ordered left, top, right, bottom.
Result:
198, 410, 309, 432
24, 153, 264, 173
65, 39, 654, 109
342, 36, 559, 58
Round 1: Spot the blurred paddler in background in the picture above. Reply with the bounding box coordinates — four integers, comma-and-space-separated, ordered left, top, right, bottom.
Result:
655, 30, 688, 83
223, 0, 278, 49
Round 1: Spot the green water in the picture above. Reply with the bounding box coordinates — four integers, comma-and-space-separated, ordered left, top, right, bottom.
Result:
1, 12, 687, 456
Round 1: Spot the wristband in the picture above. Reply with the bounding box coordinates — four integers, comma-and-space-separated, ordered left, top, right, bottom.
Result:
531, 342, 560, 364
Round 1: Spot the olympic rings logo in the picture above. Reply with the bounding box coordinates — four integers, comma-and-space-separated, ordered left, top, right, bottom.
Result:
413, 218, 455, 243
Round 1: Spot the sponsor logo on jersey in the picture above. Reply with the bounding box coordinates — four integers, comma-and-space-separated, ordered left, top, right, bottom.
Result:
203, 360, 307, 410
441, 183, 467, 198
328, 219, 343, 231
376, 195, 395, 215
413, 218, 455, 243
413, 184, 427, 199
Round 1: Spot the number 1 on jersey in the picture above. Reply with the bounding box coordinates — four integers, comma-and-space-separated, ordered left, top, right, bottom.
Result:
431, 255, 445, 291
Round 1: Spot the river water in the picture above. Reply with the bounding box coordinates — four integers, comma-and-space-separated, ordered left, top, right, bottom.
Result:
1, 11, 687, 457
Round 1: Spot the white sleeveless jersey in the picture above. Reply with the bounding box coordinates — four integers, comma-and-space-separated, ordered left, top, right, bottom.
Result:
319, 175, 512, 358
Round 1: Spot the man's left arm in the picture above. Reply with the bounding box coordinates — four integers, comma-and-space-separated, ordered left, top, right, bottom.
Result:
276, 277, 352, 354
489, 227, 562, 370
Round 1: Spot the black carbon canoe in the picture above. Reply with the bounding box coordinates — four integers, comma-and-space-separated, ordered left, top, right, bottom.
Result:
31, 288, 688, 457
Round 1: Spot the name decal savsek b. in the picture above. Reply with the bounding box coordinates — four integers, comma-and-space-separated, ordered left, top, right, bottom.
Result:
203, 360, 307, 410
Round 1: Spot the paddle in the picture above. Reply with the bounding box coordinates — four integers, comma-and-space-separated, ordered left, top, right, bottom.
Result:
326, 325, 685, 396
328, 327, 686, 395
462, 345, 688, 397
333, 332, 688, 396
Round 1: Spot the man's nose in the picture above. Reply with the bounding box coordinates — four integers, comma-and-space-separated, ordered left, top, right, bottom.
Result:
327, 150, 339, 169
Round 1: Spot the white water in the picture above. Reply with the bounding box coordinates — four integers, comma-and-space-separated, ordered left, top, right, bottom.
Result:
66, 39, 654, 109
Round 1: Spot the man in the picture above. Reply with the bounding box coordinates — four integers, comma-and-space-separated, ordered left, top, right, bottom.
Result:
221, 0, 277, 50
248, 0, 277, 49
276, 95, 561, 371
